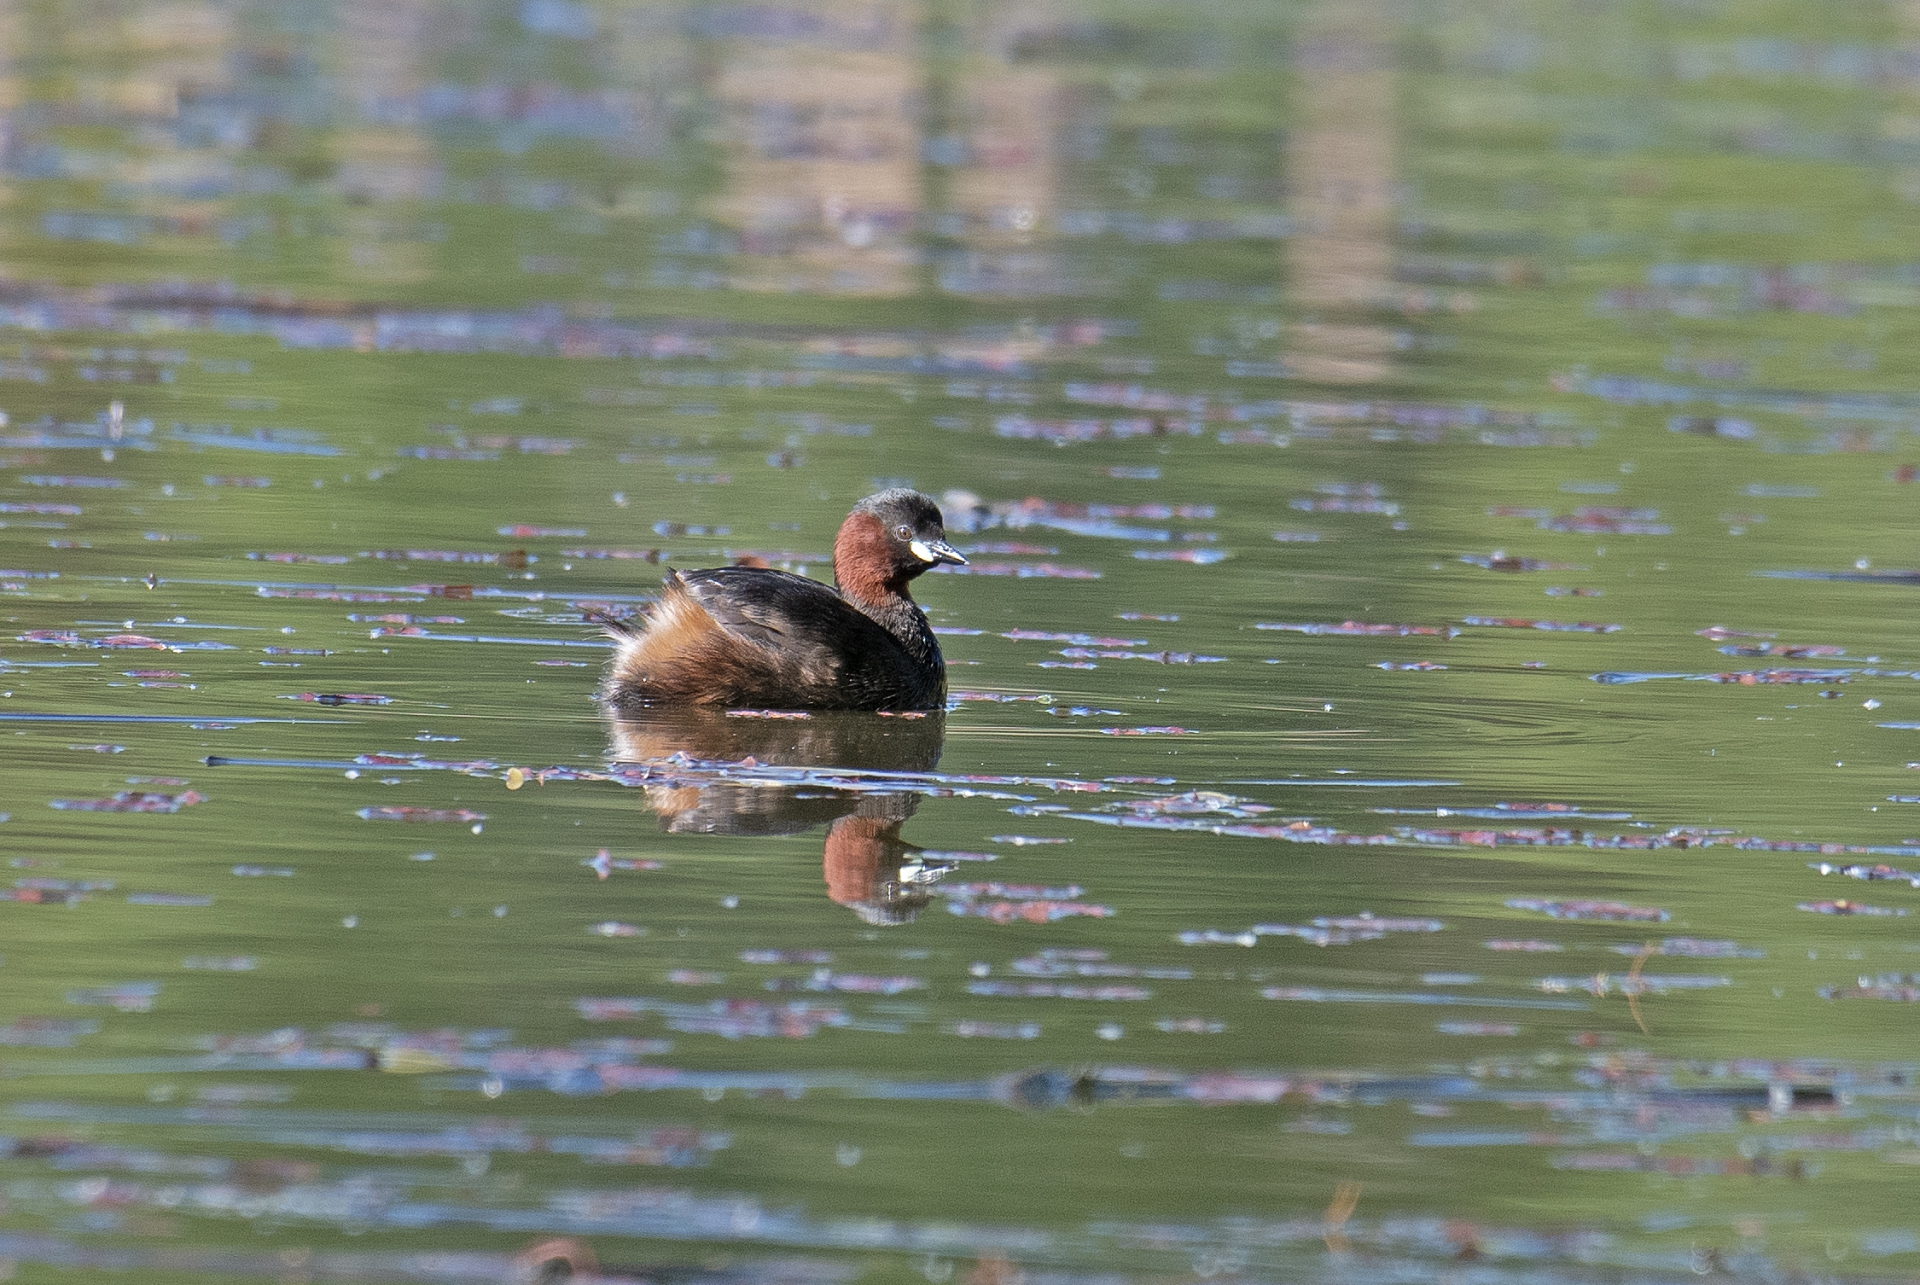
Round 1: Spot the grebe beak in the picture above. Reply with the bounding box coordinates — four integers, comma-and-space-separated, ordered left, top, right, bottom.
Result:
909, 538, 968, 567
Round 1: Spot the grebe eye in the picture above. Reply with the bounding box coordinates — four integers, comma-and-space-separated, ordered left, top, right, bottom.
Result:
895, 524, 913, 540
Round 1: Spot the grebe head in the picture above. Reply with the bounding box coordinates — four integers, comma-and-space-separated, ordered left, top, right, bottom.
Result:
834, 489, 967, 599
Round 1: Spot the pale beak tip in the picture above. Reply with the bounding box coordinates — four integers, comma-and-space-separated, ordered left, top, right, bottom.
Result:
913, 537, 968, 566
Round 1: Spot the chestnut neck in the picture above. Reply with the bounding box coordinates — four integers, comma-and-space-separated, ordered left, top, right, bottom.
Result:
833, 511, 913, 608
832, 511, 942, 671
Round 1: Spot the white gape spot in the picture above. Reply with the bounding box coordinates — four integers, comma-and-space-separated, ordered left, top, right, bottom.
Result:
909, 539, 936, 563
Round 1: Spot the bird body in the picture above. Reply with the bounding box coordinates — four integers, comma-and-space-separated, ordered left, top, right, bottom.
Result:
599, 490, 965, 712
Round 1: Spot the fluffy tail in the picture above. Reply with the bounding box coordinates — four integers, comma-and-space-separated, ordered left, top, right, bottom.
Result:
586, 570, 682, 639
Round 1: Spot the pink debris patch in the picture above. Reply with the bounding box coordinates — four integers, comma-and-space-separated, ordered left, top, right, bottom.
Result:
967, 980, 1145, 998
259, 589, 425, 603
766, 972, 925, 995
1132, 548, 1229, 564
1506, 898, 1670, 922
357, 807, 486, 823
367, 549, 514, 565
575, 551, 673, 570
1697, 626, 1776, 641
1460, 553, 1580, 572
1462, 617, 1622, 633
1100, 726, 1198, 736
351, 614, 465, 625
1820, 975, 1920, 1001
97, 634, 171, 649
1292, 497, 1400, 515
248, 551, 350, 564
1540, 507, 1670, 535
2, 887, 90, 905
949, 900, 1116, 923
1256, 621, 1455, 637
667, 970, 725, 986
499, 524, 587, 538
584, 850, 665, 879
1797, 900, 1908, 917
1003, 630, 1147, 646
940, 882, 1085, 901
51, 791, 204, 813
1720, 642, 1844, 658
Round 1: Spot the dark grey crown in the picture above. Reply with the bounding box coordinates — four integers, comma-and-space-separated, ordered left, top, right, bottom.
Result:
853, 488, 946, 536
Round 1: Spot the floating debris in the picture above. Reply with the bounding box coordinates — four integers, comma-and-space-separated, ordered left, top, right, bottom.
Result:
1263, 987, 1588, 1010
1062, 648, 1223, 664
356, 807, 486, 823
1607, 939, 1763, 958
0, 1018, 101, 1046
1811, 861, 1920, 886
765, 971, 925, 996
1464, 617, 1622, 633
1536, 973, 1731, 996
949, 1021, 1042, 1039
65, 982, 160, 1012
948, 899, 1114, 923
1506, 898, 1671, 922
1460, 553, 1579, 572
1720, 642, 1844, 658
51, 791, 204, 813
1257, 621, 1455, 637
739, 950, 835, 965
584, 850, 664, 878
1594, 668, 1856, 685
1820, 974, 1920, 1001
1132, 548, 1230, 564
281, 692, 394, 706
967, 981, 1145, 999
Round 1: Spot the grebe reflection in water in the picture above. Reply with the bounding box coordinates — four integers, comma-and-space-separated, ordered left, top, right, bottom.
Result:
605, 706, 953, 925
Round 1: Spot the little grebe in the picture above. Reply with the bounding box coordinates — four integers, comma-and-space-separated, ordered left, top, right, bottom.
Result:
599, 489, 967, 711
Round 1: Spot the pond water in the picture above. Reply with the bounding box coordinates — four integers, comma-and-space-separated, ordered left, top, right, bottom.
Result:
2, 1, 1919, 1281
